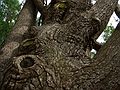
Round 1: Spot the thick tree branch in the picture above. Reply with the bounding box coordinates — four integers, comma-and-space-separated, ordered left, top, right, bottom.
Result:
1, 0, 120, 90
32, 0, 48, 22
89, 20, 120, 89
1, 22, 120, 89
0, 0, 37, 63
91, 3, 120, 42
85, 0, 118, 39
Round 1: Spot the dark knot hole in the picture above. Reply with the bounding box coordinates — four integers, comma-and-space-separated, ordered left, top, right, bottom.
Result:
20, 57, 35, 68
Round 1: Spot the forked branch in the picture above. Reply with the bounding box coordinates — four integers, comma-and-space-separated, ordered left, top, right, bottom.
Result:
32, 0, 48, 20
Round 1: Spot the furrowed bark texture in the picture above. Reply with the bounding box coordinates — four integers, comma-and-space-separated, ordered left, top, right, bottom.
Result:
0, 0, 119, 90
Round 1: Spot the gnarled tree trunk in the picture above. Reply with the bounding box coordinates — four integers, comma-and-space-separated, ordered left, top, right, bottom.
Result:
0, 0, 120, 90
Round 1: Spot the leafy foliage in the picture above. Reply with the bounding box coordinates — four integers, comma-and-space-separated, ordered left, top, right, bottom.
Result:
103, 25, 115, 41
0, 0, 20, 47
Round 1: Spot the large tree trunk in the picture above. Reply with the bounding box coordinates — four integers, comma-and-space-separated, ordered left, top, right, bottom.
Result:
0, 0, 120, 90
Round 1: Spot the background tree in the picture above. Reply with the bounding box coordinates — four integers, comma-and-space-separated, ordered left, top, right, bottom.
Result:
0, 0, 20, 47
0, 0, 120, 90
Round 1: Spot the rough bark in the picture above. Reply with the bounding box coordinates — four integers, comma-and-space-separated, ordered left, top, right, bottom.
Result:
0, 0, 119, 90
0, 0, 37, 89
89, 21, 120, 90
